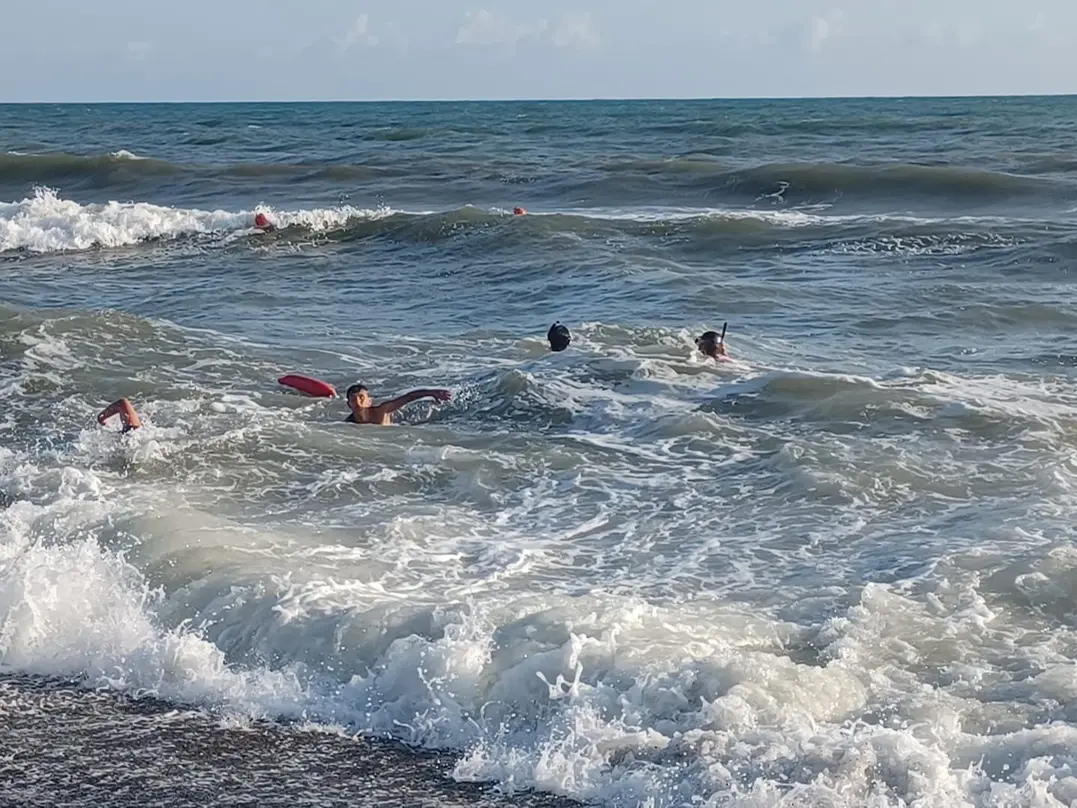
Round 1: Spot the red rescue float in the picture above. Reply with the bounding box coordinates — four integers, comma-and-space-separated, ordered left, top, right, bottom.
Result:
278, 374, 337, 398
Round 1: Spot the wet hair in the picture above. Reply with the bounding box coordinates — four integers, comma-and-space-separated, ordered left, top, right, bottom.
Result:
696, 331, 721, 357
345, 383, 368, 400
547, 322, 571, 352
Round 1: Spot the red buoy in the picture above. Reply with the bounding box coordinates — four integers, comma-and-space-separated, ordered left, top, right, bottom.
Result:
278, 374, 337, 398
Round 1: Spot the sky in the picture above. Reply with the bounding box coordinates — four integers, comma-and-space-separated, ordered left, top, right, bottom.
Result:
2, 0, 1076, 102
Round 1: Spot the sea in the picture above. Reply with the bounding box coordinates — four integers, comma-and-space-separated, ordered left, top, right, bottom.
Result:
2, 97, 1077, 808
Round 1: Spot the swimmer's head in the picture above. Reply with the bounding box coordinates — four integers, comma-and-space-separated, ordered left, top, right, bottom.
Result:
695, 331, 725, 359
547, 322, 571, 352
346, 383, 371, 407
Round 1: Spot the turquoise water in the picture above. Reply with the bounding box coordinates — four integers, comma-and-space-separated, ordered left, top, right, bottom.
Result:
3, 98, 1077, 807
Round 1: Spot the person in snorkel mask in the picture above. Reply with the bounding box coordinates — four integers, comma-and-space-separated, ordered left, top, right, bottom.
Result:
695, 322, 730, 361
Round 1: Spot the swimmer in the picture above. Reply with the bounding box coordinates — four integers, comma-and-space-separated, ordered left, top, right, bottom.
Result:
254, 212, 276, 233
97, 398, 142, 433
547, 322, 571, 352
696, 323, 730, 361
513, 207, 527, 216
344, 384, 452, 426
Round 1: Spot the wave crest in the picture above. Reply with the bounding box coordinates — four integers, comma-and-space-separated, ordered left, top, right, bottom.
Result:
0, 188, 392, 254
0, 188, 1041, 258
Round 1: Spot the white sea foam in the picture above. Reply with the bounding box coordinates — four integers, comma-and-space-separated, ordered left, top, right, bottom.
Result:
542, 205, 840, 226
0, 188, 393, 253
547, 207, 1048, 239
4, 482, 1077, 808
4, 303, 1077, 806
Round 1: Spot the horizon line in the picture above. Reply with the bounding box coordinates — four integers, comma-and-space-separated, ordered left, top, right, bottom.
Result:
2, 91, 1076, 105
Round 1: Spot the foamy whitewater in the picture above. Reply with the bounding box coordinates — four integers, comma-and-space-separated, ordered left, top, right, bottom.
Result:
4, 98, 1077, 807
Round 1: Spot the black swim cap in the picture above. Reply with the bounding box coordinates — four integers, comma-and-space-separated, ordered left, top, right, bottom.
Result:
547, 322, 571, 352
345, 383, 368, 399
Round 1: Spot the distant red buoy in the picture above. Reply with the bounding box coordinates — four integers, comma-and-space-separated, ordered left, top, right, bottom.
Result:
513, 207, 527, 216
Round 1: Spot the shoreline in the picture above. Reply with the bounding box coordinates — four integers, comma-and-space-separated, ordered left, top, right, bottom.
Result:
0, 674, 581, 808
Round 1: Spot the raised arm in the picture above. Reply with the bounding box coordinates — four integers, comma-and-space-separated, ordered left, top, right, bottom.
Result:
97, 398, 142, 432
374, 388, 451, 417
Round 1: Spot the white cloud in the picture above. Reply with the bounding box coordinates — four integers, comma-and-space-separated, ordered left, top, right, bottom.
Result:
912, 18, 982, 50
805, 9, 844, 53
455, 9, 599, 51
456, 9, 543, 47
553, 11, 599, 49
338, 14, 378, 51
808, 18, 830, 52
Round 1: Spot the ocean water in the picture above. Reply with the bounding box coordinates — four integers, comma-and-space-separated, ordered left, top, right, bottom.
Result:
3, 97, 1077, 807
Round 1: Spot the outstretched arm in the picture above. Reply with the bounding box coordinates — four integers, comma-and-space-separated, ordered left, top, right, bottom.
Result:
97, 398, 142, 432
374, 388, 451, 418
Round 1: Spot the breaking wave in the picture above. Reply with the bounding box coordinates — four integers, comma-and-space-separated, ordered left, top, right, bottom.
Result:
0, 188, 1046, 257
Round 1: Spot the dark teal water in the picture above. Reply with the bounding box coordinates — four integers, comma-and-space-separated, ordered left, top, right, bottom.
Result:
4, 99, 1077, 807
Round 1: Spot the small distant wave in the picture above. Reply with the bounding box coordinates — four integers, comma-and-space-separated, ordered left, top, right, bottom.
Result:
360, 126, 437, 142
0, 151, 394, 189
599, 159, 1066, 207
216, 163, 389, 181
1013, 153, 1077, 176
734, 162, 1050, 201
0, 152, 181, 185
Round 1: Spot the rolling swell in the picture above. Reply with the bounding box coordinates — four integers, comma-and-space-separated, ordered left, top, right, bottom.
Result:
2, 149, 1071, 214
0, 186, 1048, 258
727, 162, 1050, 202
0, 152, 181, 186
704, 368, 1077, 446
598, 159, 1066, 207
0, 196, 831, 255
0, 152, 396, 190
